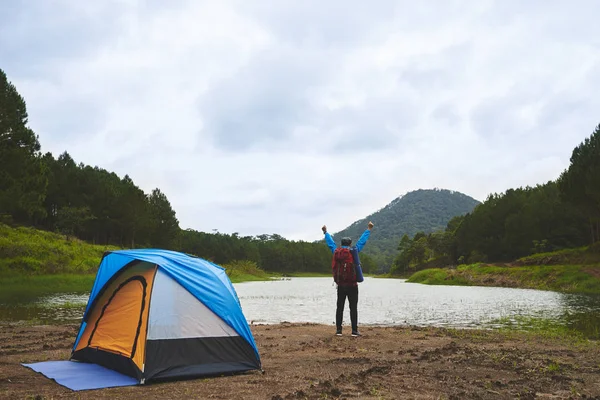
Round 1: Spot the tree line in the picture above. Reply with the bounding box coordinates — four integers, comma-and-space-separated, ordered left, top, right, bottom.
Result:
179, 230, 377, 274
0, 67, 181, 249
1, 68, 377, 275
391, 124, 600, 274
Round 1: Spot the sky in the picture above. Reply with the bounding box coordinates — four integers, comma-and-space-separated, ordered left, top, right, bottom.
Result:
1, 1, 599, 242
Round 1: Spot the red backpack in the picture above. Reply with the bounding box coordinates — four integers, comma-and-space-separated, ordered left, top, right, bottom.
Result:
332, 247, 356, 285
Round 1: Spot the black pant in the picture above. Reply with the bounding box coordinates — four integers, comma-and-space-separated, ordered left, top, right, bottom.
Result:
336, 285, 358, 332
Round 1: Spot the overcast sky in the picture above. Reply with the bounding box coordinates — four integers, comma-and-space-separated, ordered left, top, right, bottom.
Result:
1, 1, 599, 241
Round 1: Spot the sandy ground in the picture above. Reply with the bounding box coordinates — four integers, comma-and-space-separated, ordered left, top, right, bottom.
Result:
1, 323, 600, 399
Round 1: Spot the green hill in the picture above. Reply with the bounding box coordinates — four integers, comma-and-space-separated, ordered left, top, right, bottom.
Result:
331, 188, 480, 271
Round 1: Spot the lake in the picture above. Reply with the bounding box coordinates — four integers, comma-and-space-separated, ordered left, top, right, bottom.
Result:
2, 277, 600, 337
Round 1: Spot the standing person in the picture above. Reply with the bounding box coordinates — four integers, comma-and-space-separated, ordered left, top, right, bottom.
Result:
322, 221, 374, 337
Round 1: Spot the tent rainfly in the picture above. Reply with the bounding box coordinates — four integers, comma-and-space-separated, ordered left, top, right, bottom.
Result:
70, 249, 261, 383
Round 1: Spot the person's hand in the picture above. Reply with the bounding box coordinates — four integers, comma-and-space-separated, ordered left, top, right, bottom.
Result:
322, 225, 327, 233
368, 221, 374, 229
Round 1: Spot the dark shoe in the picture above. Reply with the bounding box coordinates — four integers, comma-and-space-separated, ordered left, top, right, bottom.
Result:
335, 329, 342, 336
351, 331, 361, 337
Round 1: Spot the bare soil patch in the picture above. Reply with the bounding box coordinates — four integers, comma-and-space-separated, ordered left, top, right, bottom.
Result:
1, 323, 600, 399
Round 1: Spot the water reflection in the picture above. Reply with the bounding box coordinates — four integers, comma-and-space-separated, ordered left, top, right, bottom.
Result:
2, 278, 600, 338
559, 293, 600, 339
0, 293, 88, 324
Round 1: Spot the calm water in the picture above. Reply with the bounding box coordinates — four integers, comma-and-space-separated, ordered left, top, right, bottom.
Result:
2, 278, 600, 336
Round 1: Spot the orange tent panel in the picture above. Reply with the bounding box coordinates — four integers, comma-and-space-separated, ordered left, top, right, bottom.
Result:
75, 262, 157, 371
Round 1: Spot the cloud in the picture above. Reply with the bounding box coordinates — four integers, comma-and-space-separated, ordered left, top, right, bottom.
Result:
1, 0, 600, 241
199, 49, 328, 151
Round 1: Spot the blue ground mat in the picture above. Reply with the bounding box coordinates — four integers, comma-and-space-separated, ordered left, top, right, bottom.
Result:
22, 360, 139, 391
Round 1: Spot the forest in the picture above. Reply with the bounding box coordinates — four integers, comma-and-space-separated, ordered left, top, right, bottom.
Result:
390, 125, 600, 274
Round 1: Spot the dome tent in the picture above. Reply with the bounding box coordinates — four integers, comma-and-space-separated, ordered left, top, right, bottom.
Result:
70, 249, 261, 383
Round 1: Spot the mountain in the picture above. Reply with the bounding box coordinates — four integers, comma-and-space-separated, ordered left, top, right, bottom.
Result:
331, 188, 480, 271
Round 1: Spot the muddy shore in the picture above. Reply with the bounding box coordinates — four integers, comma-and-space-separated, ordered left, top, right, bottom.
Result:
1, 323, 600, 399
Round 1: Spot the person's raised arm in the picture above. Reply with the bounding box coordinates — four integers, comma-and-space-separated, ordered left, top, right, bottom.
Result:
322, 225, 337, 253
355, 221, 374, 252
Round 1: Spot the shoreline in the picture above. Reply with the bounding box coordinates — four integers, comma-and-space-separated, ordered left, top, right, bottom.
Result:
2, 322, 600, 399
4, 266, 600, 306
405, 264, 600, 295
0, 272, 333, 302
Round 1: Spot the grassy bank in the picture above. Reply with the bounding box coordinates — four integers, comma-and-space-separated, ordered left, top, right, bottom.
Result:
0, 223, 118, 276
0, 225, 273, 300
0, 224, 336, 300
407, 263, 600, 294
0, 261, 273, 302
489, 315, 596, 342
0, 260, 275, 300
515, 244, 600, 266
405, 245, 600, 294
223, 260, 273, 283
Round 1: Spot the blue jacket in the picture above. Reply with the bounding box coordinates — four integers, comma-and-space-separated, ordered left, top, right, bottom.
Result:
325, 229, 370, 284
324, 229, 371, 254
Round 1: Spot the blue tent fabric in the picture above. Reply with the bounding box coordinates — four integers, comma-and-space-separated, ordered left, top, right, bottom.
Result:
72, 249, 260, 363
22, 361, 138, 391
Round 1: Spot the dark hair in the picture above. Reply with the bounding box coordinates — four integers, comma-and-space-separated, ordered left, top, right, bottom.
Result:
341, 237, 352, 246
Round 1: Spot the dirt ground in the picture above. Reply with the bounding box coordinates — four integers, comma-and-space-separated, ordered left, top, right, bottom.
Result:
1, 323, 600, 399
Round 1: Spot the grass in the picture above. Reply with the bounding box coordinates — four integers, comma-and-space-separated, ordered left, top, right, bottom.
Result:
0, 223, 331, 283
407, 263, 600, 294
403, 245, 600, 294
448, 315, 597, 345
406, 268, 473, 286
0, 261, 277, 302
0, 223, 116, 302
0, 223, 118, 276
222, 260, 272, 283
516, 244, 600, 266
0, 224, 302, 294
490, 315, 589, 343
0, 260, 286, 303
